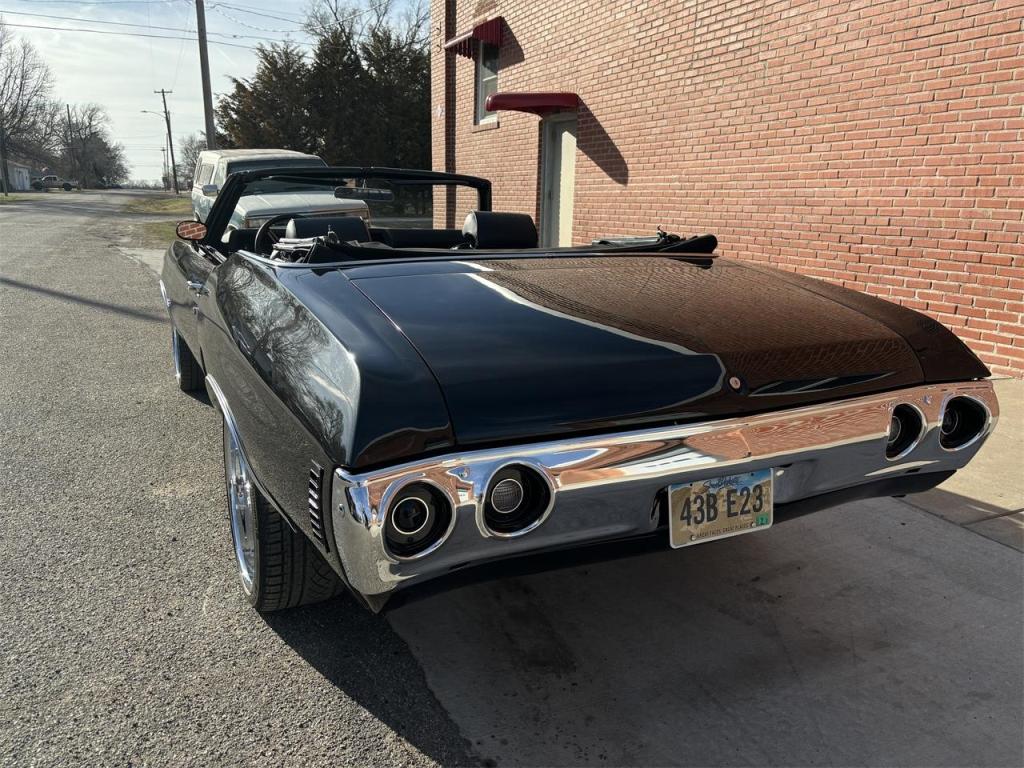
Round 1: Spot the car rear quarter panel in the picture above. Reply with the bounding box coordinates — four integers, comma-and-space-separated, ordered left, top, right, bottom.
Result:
196, 256, 454, 548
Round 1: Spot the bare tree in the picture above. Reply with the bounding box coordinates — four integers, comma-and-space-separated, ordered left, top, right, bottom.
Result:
304, 0, 428, 49
0, 21, 57, 195
177, 132, 207, 187
59, 104, 129, 187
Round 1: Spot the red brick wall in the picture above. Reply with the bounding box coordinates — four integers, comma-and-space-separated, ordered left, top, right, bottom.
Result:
432, 0, 1024, 376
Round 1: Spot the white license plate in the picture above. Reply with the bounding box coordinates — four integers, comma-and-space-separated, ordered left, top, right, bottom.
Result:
668, 468, 773, 548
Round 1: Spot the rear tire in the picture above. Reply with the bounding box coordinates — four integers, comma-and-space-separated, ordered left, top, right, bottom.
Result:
222, 421, 343, 612
172, 328, 204, 392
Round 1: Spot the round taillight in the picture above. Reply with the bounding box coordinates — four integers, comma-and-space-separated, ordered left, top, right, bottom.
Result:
483, 465, 552, 535
384, 483, 452, 558
939, 397, 988, 450
886, 404, 924, 460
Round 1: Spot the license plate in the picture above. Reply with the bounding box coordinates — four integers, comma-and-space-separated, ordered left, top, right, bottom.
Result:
669, 468, 773, 548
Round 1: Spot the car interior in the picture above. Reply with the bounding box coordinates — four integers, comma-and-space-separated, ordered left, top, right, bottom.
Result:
225, 210, 542, 259
206, 169, 717, 264
226, 209, 717, 266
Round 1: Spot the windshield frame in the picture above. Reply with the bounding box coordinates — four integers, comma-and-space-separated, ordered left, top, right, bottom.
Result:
200, 166, 492, 248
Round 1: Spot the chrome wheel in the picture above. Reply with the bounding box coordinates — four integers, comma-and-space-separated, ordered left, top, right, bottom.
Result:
224, 423, 256, 593
171, 328, 182, 383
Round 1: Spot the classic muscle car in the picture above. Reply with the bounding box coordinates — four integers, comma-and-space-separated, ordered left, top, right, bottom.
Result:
161, 166, 998, 613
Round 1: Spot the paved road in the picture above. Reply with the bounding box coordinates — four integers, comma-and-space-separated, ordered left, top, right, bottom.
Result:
1, 191, 1021, 767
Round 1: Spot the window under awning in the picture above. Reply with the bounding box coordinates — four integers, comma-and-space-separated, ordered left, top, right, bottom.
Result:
444, 16, 504, 58
484, 92, 581, 117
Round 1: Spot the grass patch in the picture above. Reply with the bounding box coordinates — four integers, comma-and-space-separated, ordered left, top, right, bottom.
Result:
0, 194, 28, 205
139, 220, 180, 248
124, 195, 193, 216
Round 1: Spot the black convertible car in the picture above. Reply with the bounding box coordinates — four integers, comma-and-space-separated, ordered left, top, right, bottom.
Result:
161, 166, 998, 613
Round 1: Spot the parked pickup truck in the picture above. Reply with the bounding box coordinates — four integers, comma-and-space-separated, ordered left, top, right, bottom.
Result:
31, 175, 80, 191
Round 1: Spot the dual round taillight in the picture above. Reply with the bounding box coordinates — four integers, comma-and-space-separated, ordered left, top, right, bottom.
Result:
885, 396, 989, 459
939, 397, 988, 450
886, 404, 924, 459
483, 465, 552, 535
384, 483, 452, 558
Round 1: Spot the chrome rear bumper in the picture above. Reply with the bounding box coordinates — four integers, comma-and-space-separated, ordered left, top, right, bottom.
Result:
331, 380, 997, 599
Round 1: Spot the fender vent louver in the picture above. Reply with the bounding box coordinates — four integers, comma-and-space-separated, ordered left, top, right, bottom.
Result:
307, 462, 328, 550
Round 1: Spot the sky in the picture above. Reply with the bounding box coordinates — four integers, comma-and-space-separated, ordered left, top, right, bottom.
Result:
0, 0, 315, 181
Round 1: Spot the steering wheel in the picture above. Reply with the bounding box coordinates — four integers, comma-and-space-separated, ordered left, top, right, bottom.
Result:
254, 212, 298, 255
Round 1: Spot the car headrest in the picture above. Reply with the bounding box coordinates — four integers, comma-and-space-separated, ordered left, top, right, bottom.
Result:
462, 211, 538, 249
226, 227, 257, 253
285, 216, 370, 242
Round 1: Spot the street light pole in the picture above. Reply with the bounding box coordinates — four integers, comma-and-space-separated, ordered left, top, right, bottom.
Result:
151, 90, 179, 194
194, 0, 218, 150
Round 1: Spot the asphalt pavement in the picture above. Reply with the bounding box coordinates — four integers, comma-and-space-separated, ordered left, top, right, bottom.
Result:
1, 191, 1021, 768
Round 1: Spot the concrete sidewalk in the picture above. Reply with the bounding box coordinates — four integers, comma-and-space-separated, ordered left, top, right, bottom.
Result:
902, 377, 1024, 551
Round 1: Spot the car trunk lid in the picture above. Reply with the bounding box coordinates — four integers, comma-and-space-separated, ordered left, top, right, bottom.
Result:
350, 256, 925, 447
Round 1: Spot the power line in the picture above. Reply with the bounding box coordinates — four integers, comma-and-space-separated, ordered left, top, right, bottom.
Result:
211, 1, 305, 24
0, 20, 255, 49
0, 9, 300, 42
207, 4, 304, 35
210, 2, 307, 25
4, 0, 177, 4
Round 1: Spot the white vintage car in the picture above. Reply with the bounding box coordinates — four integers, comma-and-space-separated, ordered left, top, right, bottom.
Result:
227, 189, 367, 235
191, 149, 366, 232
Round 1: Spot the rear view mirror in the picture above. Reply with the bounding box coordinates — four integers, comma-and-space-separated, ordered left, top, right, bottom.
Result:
176, 220, 208, 241
334, 186, 394, 202
201, 183, 219, 197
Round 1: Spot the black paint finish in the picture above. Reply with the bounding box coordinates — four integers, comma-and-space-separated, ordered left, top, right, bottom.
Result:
161, 241, 988, 573
350, 256, 947, 448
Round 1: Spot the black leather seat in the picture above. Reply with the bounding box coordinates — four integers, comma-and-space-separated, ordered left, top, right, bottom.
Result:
226, 227, 258, 252
285, 216, 370, 242
462, 211, 538, 249
370, 227, 468, 249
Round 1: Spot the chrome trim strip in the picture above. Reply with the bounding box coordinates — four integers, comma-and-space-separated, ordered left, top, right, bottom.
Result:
330, 380, 998, 598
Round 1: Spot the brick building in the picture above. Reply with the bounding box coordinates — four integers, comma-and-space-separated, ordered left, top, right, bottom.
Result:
430, 0, 1023, 376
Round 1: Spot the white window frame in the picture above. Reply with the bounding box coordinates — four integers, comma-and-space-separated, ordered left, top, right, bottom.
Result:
474, 41, 499, 124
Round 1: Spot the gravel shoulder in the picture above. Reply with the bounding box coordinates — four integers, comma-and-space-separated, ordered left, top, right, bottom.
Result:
0, 192, 475, 768
1, 190, 1020, 768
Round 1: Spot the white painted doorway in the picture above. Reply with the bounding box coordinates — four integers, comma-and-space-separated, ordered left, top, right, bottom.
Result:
540, 115, 577, 247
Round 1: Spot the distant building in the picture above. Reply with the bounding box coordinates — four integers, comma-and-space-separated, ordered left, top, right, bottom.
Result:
431, 1, 1023, 376
3, 159, 33, 192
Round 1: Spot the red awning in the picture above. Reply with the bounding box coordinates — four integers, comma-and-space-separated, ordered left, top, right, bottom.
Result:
444, 17, 504, 58
485, 92, 580, 117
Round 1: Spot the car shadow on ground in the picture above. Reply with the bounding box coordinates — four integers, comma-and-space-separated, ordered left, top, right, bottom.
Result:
263, 499, 1022, 767
261, 595, 479, 766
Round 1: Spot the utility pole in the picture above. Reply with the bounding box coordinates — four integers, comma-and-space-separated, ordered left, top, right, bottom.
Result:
65, 104, 77, 182
154, 89, 180, 194
194, 0, 218, 150
0, 121, 10, 197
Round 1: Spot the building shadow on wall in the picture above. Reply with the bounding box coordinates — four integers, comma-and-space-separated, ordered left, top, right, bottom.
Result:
502, 23, 525, 68
532, 99, 629, 224
578, 99, 628, 185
